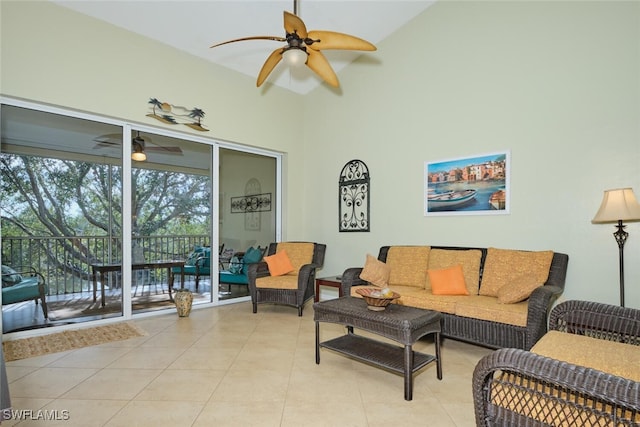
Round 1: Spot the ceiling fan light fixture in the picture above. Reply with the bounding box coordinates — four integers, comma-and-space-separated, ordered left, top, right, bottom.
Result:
282, 48, 307, 66
131, 143, 146, 162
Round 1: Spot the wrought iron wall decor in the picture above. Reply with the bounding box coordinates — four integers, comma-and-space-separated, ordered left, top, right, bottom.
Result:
231, 193, 272, 214
339, 159, 370, 232
244, 178, 262, 231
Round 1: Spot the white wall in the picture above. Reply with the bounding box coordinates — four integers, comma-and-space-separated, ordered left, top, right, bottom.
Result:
2, 1, 639, 309
304, 1, 640, 308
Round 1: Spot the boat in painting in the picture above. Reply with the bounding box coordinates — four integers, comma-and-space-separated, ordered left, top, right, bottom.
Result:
428, 189, 477, 209
489, 189, 506, 210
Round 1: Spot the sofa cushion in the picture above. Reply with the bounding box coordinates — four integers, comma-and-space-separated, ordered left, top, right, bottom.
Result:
197, 246, 212, 268
480, 248, 554, 297
428, 265, 469, 295
385, 246, 431, 288
276, 242, 315, 274
2, 277, 41, 304
359, 254, 390, 287
243, 246, 263, 264
255, 275, 298, 290
228, 256, 243, 274
426, 249, 482, 295
241, 246, 264, 276
2, 265, 23, 288
454, 295, 529, 327
395, 288, 463, 314
219, 271, 249, 285
264, 250, 294, 276
350, 284, 460, 314
531, 330, 640, 382
497, 274, 543, 304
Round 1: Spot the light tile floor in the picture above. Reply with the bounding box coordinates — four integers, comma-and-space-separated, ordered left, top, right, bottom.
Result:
3, 301, 492, 426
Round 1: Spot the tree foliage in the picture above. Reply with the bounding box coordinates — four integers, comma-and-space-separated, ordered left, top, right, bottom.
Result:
1, 154, 210, 270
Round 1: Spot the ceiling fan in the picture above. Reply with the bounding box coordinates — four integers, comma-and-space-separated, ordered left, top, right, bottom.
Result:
210, 0, 376, 88
93, 131, 183, 161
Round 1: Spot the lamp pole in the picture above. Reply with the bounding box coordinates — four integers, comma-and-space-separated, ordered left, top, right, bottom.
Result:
613, 220, 629, 307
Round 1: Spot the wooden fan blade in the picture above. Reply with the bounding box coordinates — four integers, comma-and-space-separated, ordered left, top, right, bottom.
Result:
306, 49, 339, 87
210, 35, 285, 49
307, 30, 376, 51
284, 11, 308, 38
93, 133, 122, 146
257, 47, 285, 87
145, 146, 183, 154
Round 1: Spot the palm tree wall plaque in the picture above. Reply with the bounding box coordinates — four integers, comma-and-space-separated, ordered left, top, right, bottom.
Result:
147, 98, 209, 131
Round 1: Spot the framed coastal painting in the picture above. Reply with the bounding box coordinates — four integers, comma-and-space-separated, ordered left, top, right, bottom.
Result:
424, 151, 510, 216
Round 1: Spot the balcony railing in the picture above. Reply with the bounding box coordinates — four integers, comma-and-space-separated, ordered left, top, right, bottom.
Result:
1, 234, 209, 296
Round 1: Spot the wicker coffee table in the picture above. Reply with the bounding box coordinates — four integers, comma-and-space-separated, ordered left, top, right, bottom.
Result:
313, 296, 442, 401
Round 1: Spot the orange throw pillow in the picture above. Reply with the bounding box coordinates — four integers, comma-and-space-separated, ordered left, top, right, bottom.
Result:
264, 250, 294, 276
427, 265, 469, 295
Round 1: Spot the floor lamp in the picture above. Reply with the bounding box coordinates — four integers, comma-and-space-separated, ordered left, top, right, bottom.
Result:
592, 188, 640, 307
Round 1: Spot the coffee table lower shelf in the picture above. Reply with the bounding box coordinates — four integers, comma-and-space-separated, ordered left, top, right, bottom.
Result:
319, 333, 437, 381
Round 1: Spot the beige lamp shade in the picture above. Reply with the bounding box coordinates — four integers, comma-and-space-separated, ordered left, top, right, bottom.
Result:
592, 188, 640, 224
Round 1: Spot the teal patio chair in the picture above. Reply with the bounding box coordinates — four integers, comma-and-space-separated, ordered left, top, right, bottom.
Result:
171, 245, 212, 291
219, 246, 266, 291
2, 266, 48, 318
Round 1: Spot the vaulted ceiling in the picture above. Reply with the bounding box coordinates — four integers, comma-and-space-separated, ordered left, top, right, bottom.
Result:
52, 1, 436, 94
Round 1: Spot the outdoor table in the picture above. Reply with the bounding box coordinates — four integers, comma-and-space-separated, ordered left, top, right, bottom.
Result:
91, 260, 185, 306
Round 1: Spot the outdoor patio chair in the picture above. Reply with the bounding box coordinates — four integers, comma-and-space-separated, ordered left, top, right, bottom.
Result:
1, 265, 48, 318
219, 246, 266, 293
170, 245, 212, 291
248, 242, 326, 316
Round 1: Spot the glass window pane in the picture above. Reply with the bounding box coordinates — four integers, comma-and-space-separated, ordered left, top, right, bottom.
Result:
218, 148, 277, 300
129, 130, 213, 311
1, 105, 123, 332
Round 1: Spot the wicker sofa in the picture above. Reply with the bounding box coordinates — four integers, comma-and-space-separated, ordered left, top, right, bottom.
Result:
341, 245, 569, 350
472, 300, 640, 426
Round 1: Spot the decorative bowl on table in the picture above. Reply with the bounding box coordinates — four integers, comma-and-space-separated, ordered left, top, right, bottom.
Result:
356, 288, 400, 311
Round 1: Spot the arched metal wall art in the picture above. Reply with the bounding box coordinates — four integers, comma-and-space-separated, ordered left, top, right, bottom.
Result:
339, 159, 370, 232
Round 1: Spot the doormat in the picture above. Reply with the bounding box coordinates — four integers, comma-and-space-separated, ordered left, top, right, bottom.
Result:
2, 322, 146, 361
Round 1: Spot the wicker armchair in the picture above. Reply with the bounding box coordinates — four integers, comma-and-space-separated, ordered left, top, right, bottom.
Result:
472, 300, 640, 426
247, 242, 325, 316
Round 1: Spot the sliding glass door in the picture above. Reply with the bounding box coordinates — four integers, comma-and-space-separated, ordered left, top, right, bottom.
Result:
128, 129, 213, 312
218, 148, 278, 300
0, 104, 124, 332
1, 99, 281, 334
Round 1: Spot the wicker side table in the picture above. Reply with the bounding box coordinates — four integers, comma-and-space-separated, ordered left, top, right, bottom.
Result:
313, 296, 442, 401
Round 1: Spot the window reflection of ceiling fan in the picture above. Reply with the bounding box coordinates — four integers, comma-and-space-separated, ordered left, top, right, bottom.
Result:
93, 131, 183, 159
209, 0, 376, 88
